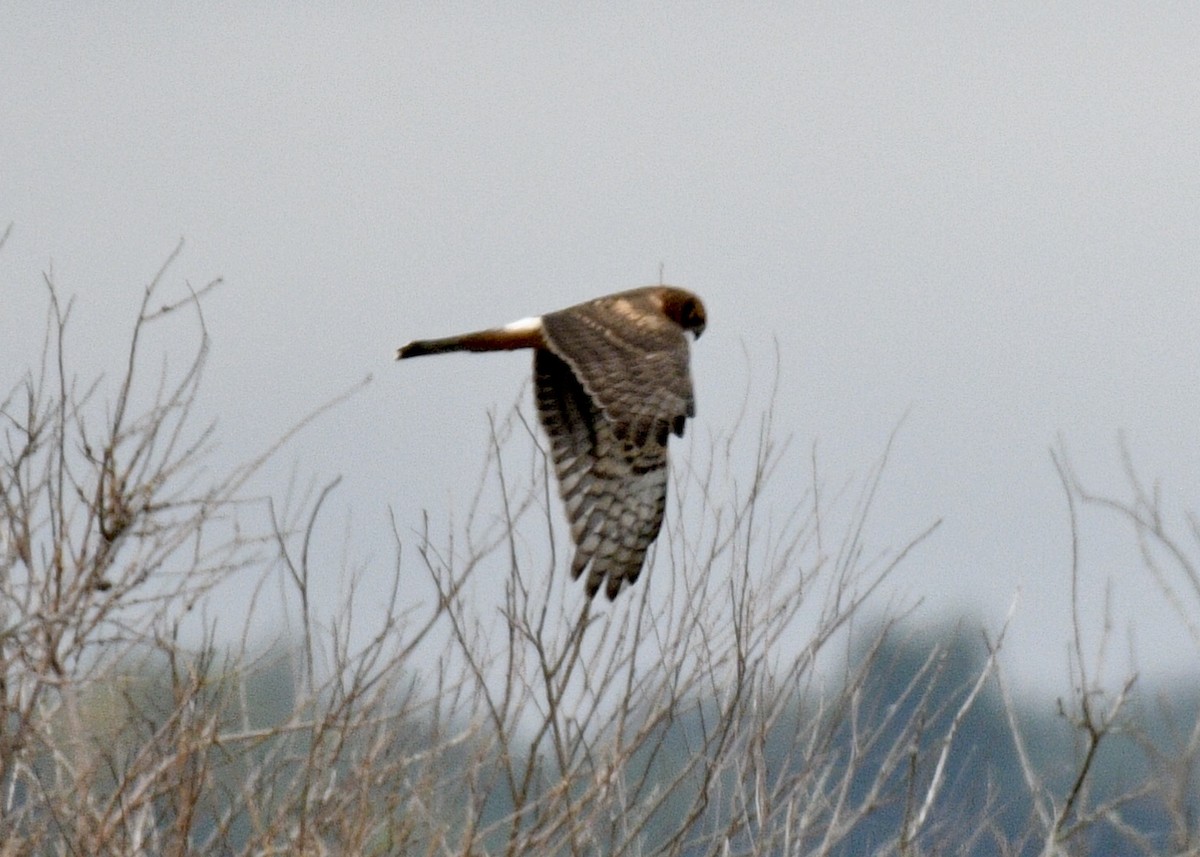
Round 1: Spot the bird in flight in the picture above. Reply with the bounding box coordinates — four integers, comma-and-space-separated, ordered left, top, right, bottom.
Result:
396, 286, 706, 599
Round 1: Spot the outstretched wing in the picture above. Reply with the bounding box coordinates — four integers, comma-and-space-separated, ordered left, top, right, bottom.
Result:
539, 291, 695, 446
534, 349, 670, 599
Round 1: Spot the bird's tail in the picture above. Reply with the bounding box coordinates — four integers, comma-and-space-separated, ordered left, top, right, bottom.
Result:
395, 325, 545, 360
396, 336, 471, 359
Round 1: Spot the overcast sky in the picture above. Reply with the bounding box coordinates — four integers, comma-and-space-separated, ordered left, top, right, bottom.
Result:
4, 4, 1199, 696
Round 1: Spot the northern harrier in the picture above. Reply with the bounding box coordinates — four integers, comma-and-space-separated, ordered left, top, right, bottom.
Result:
396, 286, 706, 599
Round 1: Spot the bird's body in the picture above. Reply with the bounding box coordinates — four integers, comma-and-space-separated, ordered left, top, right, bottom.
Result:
396, 286, 706, 599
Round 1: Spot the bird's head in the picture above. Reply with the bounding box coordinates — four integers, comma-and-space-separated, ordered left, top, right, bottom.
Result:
660, 288, 707, 339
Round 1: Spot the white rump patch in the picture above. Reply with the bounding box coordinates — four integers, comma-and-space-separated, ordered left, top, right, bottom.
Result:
503, 315, 543, 333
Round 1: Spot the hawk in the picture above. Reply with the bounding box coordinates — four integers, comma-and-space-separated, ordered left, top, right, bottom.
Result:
396, 286, 706, 599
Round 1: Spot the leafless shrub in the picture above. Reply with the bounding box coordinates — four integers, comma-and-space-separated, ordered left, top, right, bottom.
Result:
3, 241, 1196, 856
0, 241, 406, 853
1009, 441, 1200, 857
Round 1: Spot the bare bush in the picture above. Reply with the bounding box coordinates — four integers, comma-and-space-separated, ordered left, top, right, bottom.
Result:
2, 242, 1196, 855
1015, 442, 1200, 857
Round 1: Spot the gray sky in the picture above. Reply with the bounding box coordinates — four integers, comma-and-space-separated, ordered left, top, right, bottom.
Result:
4, 4, 1200, 695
